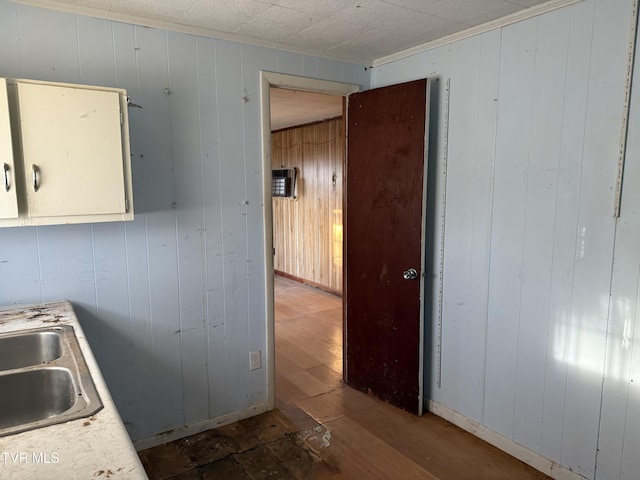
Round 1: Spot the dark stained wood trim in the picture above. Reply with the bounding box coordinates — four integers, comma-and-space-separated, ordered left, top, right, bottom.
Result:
274, 270, 342, 297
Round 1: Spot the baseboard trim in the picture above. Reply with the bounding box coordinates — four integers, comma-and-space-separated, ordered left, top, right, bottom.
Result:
132, 402, 270, 451
274, 270, 342, 297
427, 400, 586, 480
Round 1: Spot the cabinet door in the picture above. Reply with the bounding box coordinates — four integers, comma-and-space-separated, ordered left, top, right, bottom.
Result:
16, 82, 127, 218
0, 79, 18, 219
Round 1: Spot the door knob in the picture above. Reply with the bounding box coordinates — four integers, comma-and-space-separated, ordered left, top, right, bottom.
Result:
403, 268, 418, 280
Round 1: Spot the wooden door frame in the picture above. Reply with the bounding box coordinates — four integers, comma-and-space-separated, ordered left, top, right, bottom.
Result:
259, 71, 359, 409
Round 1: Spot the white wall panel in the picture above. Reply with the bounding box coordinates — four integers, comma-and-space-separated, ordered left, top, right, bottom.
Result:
598, 6, 640, 478
439, 36, 483, 416
484, 17, 537, 437
214, 39, 251, 415
513, 8, 571, 454
276, 50, 304, 76
0, 2, 22, 79
90, 222, 134, 423
196, 36, 226, 419
621, 376, 640, 480
302, 55, 318, 78
134, 26, 184, 434
438, 32, 500, 423
241, 44, 278, 406
317, 57, 344, 83
342, 62, 358, 85
541, 0, 594, 463
619, 47, 640, 479
77, 15, 116, 86
372, 1, 635, 478
464, 30, 501, 424
0, 0, 370, 443
112, 21, 155, 439
36, 225, 98, 337
354, 62, 371, 92
76, 15, 134, 429
0, 228, 41, 305
560, 0, 631, 475
167, 31, 209, 426
17, 4, 79, 83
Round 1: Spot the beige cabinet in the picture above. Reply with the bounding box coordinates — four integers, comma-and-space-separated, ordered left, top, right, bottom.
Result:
0, 78, 133, 226
0, 79, 19, 220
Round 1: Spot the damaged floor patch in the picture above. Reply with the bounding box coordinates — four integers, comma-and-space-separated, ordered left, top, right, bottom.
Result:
300, 425, 333, 449
139, 411, 340, 479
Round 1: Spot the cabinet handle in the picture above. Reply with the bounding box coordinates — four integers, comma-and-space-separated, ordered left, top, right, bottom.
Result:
32, 164, 39, 192
3, 163, 9, 192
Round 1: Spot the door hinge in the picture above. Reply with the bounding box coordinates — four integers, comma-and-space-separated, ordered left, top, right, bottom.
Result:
125, 197, 129, 211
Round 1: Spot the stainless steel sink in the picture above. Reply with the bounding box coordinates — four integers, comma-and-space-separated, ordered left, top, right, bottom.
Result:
0, 329, 63, 370
0, 325, 103, 437
0, 368, 76, 429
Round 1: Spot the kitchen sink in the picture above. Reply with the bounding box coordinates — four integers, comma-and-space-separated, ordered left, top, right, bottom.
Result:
0, 325, 103, 437
0, 329, 63, 370
0, 368, 76, 429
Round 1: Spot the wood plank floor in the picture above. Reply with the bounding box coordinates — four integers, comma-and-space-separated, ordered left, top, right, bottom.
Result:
139, 275, 551, 479
272, 275, 550, 480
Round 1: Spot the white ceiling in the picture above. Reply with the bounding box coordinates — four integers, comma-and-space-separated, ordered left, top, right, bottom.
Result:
16, 0, 556, 65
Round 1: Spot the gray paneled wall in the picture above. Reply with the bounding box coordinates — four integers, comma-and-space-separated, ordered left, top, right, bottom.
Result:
597, 6, 640, 477
0, 0, 369, 441
373, 0, 639, 479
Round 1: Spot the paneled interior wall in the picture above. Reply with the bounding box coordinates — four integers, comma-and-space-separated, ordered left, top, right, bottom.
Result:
373, 1, 639, 479
0, 0, 368, 443
271, 117, 343, 293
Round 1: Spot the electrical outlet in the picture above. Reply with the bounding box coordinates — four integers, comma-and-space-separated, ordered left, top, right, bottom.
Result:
249, 350, 261, 371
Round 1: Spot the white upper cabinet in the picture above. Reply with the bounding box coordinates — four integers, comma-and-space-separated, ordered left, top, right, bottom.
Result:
0, 79, 18, 220
0, 78, 133, 227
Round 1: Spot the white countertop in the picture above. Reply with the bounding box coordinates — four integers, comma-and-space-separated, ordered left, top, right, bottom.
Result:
0, 301, 148, 480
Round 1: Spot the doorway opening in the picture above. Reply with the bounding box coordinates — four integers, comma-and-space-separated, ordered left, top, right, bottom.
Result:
259, 72, 359, 409
270, 88, 345, 410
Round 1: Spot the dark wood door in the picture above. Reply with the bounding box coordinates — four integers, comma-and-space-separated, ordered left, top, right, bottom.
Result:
345, 78, 427, 414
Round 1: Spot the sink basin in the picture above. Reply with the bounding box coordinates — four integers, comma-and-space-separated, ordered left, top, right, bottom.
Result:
0, 325, 103, 437
0, 368, 76, 430
0, 330, 63, 370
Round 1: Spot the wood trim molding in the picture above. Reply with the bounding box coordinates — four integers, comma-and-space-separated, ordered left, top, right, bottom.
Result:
275, 271, 342, 297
